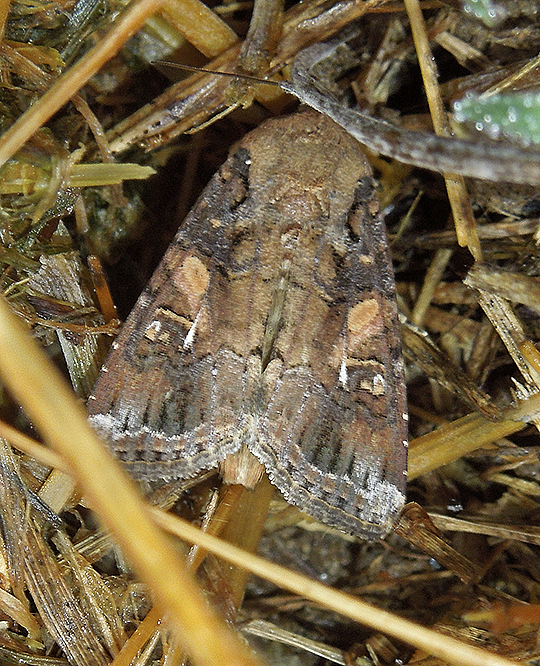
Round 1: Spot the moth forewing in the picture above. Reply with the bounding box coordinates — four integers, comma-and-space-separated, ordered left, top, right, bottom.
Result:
88, 110, 408, 539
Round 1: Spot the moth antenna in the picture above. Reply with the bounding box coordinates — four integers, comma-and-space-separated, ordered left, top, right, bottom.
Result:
153, 61, 285, 89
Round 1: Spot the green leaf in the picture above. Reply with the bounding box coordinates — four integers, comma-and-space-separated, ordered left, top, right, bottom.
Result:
461, 0, 506, 28
453, 92, 540, 145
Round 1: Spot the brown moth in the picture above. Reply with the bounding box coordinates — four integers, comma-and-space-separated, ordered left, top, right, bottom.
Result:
87, 110, 407, 539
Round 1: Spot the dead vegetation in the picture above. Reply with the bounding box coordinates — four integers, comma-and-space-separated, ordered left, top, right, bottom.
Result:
1, 0, 540, 665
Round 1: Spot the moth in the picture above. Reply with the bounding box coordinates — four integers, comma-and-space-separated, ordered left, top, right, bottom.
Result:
88, 110, 408, 539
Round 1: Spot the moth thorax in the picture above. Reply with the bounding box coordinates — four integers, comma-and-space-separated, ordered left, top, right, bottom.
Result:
220, 445, 265, 489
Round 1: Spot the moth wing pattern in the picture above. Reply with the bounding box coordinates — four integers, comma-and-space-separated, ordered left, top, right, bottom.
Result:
88, 147, 262, 480
88, 110, 407, 539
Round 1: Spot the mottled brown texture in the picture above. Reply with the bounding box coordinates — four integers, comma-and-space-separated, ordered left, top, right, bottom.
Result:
88, 110, 407, 539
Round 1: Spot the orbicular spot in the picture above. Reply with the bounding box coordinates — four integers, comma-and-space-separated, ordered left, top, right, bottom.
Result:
347, 298, 384, 352
172, 254, 210, 317
181, 255, 209, 296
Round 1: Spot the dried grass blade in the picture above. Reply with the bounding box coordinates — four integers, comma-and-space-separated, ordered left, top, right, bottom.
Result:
24, 520, 111, 666
0, 293, 264, 666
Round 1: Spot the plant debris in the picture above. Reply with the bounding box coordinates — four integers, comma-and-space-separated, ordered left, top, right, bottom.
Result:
2, 1, 540, 665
